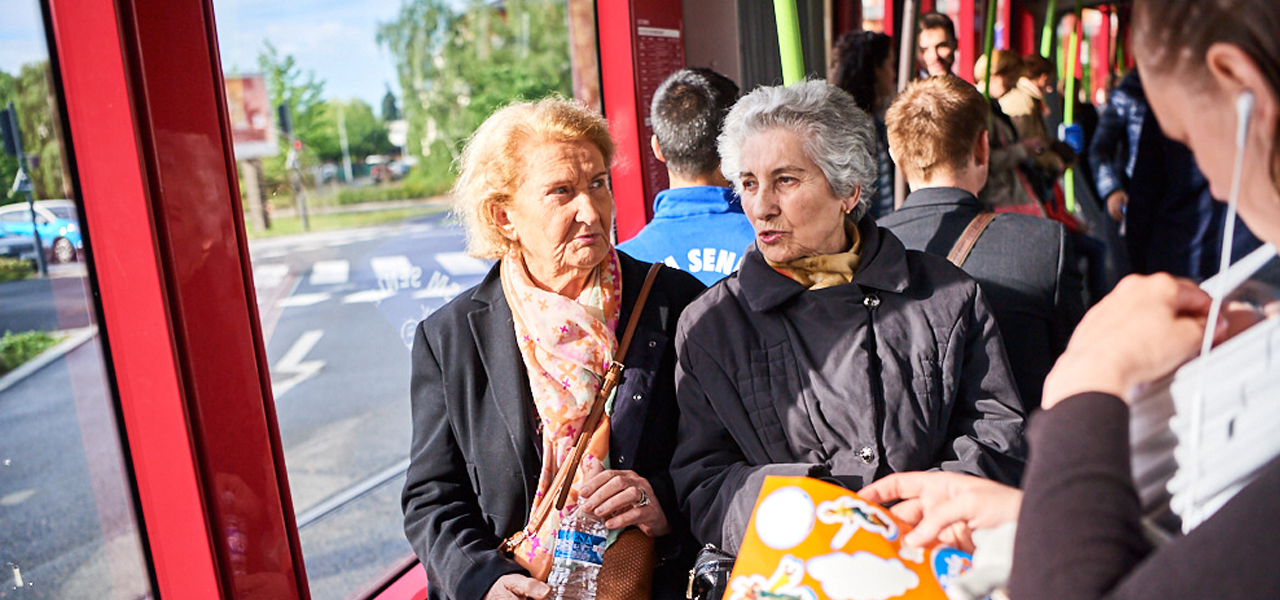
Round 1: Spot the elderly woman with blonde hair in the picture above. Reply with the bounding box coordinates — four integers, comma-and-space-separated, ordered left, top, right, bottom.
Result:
402, 97, 703, 600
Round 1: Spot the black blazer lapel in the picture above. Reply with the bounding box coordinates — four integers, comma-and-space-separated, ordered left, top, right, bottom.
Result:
466, 274, 541, 507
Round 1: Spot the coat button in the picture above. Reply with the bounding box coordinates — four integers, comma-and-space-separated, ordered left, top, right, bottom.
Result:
648, 340, 657, 348
633, 394, 642, 401
858, 447, 876, 463
863, 294, 880, 308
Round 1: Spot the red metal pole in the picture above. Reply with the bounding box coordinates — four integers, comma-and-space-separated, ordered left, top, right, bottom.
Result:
959, 0, 977, 81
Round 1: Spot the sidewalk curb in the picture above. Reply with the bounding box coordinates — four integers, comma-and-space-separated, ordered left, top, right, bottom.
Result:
0, 325, 98, 395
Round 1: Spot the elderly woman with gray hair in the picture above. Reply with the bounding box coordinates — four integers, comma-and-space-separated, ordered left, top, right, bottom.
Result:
669, 80, 1027, 552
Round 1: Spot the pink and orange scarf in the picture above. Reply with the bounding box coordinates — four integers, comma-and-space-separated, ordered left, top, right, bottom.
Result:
501, 248, 622, 566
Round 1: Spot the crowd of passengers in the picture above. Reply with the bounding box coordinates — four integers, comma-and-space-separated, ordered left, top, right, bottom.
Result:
401, 1, 1280, 598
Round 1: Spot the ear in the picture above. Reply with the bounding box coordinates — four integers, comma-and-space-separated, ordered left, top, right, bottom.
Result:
650, 135, 666, 164
1206, 43, 1279, 147
974, 130, 990, 168
842, 186, 863, 214
487, 201, 518, 242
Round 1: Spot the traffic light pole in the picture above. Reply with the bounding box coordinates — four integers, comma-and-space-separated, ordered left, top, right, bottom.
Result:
4, 102, 47, 277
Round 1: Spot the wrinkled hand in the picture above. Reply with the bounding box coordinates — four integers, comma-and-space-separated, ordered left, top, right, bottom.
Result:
1043, 273, 1224, 408
1106, 190, 1129, 222
859, 472, 1022, 553
484, 574, 549, 600
576, 456, 670, 537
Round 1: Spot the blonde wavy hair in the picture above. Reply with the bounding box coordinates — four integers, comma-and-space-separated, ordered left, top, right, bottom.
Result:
452, 97, 615, 259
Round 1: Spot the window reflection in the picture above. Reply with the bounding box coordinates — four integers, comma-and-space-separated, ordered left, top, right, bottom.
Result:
214, 0, 573, 597
0, 2, 151, 597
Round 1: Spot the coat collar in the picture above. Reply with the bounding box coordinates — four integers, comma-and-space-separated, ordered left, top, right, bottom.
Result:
899, 186, 985, 212
461, 252, 652, 477
739, 216, 911, 312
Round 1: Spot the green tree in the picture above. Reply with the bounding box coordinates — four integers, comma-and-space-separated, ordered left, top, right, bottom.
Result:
0, 62, 66, 203
311, 98, 393, 163
257, 41, 328, 185
377, 0, 572, 176
381, 85, 400, 122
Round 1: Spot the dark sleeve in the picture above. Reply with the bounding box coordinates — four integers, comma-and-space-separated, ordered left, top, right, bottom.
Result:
1010, 392, 1280, 599
937, 286, 1027, 486
401, 322, 523, 600
1051, 225, 1086, 359
1089, 89, 1131, 201
670, 332, 828, 553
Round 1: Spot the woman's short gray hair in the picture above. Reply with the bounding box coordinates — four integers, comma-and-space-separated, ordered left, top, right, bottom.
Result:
718, 80, 878, 221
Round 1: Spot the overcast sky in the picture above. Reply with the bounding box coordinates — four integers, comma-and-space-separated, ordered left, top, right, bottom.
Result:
1, 0, 406, 109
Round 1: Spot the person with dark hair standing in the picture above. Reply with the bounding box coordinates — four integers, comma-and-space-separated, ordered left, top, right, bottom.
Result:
831, 30, 897, 219
917, 11, 957, 78
880, 75, 1083, 410
861, 0, 1280, 597
618, 67, 755, 285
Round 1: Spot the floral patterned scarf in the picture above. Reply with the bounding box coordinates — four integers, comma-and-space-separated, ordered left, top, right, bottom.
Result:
501, 248, 622, 564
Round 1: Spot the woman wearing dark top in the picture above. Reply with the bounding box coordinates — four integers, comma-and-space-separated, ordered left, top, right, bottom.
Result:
861, 0, 1280, 597
401, 98, 703, 600
831, 31, 897, 218
669, 80, 1026, 554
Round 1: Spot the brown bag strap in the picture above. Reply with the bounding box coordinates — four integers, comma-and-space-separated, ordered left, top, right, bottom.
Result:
509, 263, 664, 532
947, 212, 997, 267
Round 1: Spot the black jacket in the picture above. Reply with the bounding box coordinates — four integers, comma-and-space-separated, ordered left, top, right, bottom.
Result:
671, 218, 1026, 552
878, 187, 1085, 409
402, 251, 705, 600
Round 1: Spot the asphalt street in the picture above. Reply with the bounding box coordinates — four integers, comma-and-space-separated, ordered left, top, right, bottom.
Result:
0, 211, 489, 599
249, 211, 491, 599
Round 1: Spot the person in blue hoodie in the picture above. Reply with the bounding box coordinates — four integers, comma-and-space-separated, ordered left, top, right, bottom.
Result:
617, 68, 756, 285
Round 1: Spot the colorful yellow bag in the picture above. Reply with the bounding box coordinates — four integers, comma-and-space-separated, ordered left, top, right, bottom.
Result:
724, 476, 973, 600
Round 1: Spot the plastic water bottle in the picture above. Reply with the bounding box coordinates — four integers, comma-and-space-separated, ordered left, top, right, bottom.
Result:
546, 506, 608, 600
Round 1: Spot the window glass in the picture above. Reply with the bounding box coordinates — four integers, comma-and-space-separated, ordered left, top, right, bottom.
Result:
0, 1, 152, 597
211, 1, 573, 597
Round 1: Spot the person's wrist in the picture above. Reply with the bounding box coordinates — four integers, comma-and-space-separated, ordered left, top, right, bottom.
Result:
1042, 350, 1132, 409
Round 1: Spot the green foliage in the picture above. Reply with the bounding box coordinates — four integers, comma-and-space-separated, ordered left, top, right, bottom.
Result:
0, 62, 67, 202
0, 257, 33, 282
0, 330, 58, 375
377, 0, 572, 165
334, 179, 446, 205
311, 99, 394, 163
381, 86, 400, 122
257, 41, 328, 189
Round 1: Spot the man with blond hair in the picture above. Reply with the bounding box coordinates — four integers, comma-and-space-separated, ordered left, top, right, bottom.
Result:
879, 76, 1084, 409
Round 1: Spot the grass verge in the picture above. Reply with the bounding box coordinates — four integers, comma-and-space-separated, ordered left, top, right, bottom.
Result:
245, 205, 451, 239
0, 330, 59, 376
0, 257, 35, 283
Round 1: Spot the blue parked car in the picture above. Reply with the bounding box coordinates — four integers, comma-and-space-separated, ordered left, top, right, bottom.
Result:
0, 199, 82, 264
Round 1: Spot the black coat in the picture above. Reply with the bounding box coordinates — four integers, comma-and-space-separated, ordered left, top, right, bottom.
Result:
878, 187, 1085, 409
402, 251, 705, 600
671, 218, 1026, 552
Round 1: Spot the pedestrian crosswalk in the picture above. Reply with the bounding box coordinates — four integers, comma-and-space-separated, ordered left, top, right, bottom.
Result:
253, 253, 491, 309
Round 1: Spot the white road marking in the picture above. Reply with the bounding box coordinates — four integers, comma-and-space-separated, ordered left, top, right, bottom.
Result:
435, 252, 491, 275
370, 255, 415, 280
253, 264, 289, 289
272, 329, 326, 399
309, 260, 350, 285
343, 289, 396, 304
411, 271, 463, 299
0, 489, 36, 506
277, 293, 331, 307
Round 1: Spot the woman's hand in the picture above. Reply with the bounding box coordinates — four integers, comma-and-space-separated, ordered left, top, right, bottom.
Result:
484, 574, 550, 600
859, 472, 1022, 553
576, 457, 670, 537
1042, 273, 1224, 409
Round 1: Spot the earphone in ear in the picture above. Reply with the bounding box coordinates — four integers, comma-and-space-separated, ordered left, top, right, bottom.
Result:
1236, 90, 1255, 151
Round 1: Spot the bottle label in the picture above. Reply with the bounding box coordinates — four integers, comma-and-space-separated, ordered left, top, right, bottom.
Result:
553, 529, 606, 565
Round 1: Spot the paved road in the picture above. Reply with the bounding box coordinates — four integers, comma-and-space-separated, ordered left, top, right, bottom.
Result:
0, 212, 486, 599
248, 212, 490, 598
